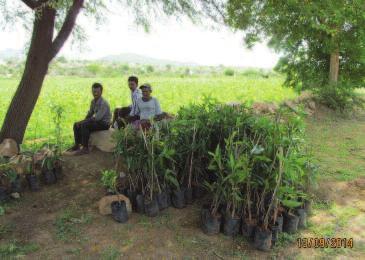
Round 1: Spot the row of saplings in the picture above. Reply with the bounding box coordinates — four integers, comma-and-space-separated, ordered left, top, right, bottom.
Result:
0, 148, 63, 202
101, 102, 314, 251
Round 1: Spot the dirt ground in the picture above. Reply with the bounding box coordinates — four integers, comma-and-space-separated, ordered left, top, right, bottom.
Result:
1, 108, 365, 259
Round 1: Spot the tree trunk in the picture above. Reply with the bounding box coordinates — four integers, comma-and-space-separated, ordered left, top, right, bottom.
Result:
329, 49, 339, 84
0, 6, 56, 144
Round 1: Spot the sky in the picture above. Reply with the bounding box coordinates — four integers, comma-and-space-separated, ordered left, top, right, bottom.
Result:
0, 7, 279, 68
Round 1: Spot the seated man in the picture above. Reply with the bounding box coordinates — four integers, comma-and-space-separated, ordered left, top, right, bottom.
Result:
128, 83, 165, 130
69, 83, 111, 155
112, 76, 142, 129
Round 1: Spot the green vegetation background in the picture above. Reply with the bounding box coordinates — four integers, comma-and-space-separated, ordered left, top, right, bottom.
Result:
0, 74, 296, 146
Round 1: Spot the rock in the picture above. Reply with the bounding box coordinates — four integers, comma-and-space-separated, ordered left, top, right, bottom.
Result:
283, 100, 297, 111
226, 101, 242, 107
10, 192, 20, 199
89, 128, 116, 153
252, 102, 278, 114
296, 91, 314, 103
307, 100, 316, 110
98, 194, 132, 215
33, 148, 53, 163
0, 139, 18, 158
9, 155, 32, 175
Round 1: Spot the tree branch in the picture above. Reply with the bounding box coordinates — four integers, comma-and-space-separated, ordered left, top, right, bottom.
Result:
20, 0, 50, 10
49, 0, 84, 60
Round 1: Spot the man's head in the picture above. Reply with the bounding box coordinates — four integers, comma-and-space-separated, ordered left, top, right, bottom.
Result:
92, 82, 103, 100
140, 83, 152, 98
128, 76, 138, 91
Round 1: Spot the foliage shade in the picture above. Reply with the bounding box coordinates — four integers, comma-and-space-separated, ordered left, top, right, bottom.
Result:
226, 0, 365, 92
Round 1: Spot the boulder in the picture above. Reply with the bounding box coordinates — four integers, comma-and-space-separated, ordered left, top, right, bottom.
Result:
98, 194, 132, 215
226, 101, 242, 107
10, 192, 20, 199
33, 148, 53, 164
307, 100, 316, 111
295, 91, 315, 103
0, 139, 18, 158
252, 102, 278, 114
89, 128, 116, 153
9, 155, 32, 175
283, 100, 297, 112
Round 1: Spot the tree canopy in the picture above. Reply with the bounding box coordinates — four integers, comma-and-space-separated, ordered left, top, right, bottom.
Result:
226, 0, 365, 92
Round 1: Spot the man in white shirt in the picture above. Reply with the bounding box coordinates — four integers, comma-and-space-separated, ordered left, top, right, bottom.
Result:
112, 76, 142, 129
129, 83, 165, 130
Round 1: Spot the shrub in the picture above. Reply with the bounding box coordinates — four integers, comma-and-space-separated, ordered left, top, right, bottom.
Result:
315, 83, 365, 112
101, 170, 118, 193
224, 68, 235, 76
113, 99, 314, 231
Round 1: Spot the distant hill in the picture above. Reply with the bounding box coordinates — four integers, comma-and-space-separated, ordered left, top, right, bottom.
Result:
99, 53, 199, 67
0, 49, 24, 61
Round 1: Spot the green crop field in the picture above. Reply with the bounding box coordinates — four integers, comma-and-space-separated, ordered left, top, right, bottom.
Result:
0, 75, 296, 147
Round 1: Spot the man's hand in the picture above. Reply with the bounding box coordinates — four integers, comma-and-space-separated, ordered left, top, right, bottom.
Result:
76, 118, 92, 127
127, 115, 139, 123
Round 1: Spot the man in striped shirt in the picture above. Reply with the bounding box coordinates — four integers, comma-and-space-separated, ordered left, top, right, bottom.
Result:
112, 76, 142, 129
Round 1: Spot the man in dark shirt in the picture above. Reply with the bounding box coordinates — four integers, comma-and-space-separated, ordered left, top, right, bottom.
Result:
69, 83, 111, 155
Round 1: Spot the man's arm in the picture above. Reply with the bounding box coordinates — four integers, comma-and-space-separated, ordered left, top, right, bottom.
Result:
155, 98, 162, 115
85, 101, 93, 120
128, 99, 140, 122
153, 98, 164, 121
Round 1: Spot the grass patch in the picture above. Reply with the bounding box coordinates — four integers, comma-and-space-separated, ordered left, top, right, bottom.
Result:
273, 232, 298, 249
329, 205, 360, 228
54, 208, 93, 242
0, 223, 15, 239
137, 215, 153, 229
65, 247, 82, 256
0, 240, 39, 258
101, 245, 121, 260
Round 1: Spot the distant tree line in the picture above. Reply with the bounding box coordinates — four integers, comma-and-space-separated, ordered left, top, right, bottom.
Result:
0, 58, 278, 79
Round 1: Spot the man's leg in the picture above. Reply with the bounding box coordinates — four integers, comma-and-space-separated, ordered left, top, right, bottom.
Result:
77, 121, 110, 154
115, 106, 132, 129
112, 108, 122, 128
69, 121, 84, 151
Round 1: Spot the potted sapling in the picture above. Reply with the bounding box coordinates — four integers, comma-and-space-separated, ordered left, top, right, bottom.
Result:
209, 133, 248, 237
101, 169, 119, 195
279, 186, 302, 234
5, 168, 22, 194
201, 178, 223, 235
25, 159, 40, 191
184, 123, 197, 204
51, 104, 64, 180
41, 153, 57, 185
241, 163, 256, 241
242, 137, 267, 242
0, 164, 10, 202
253, 150, 283, 252
141, 130, 160, 217
200, 145, 227, 235
53, 149, 63, 181
295, 191, 308, 229
143, 172, 160, 217
155, 142, 175, 210
114, 125, 145, 213
101, 169, 128, 223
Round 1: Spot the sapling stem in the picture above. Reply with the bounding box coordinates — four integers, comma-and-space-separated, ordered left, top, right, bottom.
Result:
263, 147, 284, 230
188, 123, 197, 188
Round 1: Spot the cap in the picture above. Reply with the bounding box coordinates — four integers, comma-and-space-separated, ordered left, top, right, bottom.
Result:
140, 83, 152, 91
